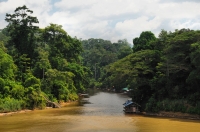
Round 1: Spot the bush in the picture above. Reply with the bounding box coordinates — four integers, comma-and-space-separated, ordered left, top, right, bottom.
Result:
145, 97, 158, 112
24, 76, 41, 88
25, 87, 45, 109
0, 98, 22, 112
147, 99, 200, 115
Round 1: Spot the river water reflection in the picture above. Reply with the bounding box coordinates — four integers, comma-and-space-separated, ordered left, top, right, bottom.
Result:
0, 90, 200, 132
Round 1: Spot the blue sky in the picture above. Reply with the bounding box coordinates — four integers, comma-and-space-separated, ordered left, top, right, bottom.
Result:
0, 0, 200, 44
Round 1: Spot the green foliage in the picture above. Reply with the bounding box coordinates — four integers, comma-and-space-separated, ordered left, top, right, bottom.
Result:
81, 38, 132, 88
145, 96, 157, 112
0, 28, 10, 46
0, 41, 7, 52
43, 23, 82, 64
43, 69, 77, 101
0, 98, 22, 112
104, 48, 160, 99
66, 63, 88, 92
10, 84, 25, 100
0, 48, 16, 80
132, 31, 156, 52
24, 75, 41, 89
25, 87, 44, 109
146, 99, 200, 114
0, 77, 5, 88
32, 42, 51, 79
187, 42, 200, 95
105, 29, 200, 115
2, 5, 200, 116
5, 5, 39, 60
0, 5, 89, 112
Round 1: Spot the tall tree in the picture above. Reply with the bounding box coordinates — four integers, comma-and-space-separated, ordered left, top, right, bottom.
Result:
42, 23, 87, 94
5, 5, 39, 60
132, 31, 156, 52
43, 24, 82, 65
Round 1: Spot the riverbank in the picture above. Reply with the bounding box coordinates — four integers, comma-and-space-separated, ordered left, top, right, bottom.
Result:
0, 109, 32, 116
0, 101, 77, 117
143, 111, 200, 120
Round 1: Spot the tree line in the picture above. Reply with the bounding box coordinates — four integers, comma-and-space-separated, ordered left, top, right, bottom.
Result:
104, 29, 200, 114
81, 38, 132, 88
0, 5, 89, 112
1, 5, 200, 115
0, 5, 133, 112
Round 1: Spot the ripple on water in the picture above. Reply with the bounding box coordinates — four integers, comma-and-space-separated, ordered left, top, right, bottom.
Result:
0, 91, 200, 132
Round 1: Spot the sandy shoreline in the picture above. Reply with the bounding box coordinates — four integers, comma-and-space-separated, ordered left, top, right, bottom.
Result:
0, 109, 33, 116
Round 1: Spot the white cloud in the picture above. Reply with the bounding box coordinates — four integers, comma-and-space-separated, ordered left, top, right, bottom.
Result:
0, 19, 7, 28
0, 0, 25, 14
115, 16, 161, 42
170, 20, 200, 30
54, 0, 95, 10
0, 0, 51, 28
0, 0, 200, 44
154, 2, 200, 19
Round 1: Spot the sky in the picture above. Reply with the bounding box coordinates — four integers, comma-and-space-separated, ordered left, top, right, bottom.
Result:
0, 0, 200, 44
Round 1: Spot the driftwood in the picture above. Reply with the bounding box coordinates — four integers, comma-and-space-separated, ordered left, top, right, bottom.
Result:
41, 95, 61, 108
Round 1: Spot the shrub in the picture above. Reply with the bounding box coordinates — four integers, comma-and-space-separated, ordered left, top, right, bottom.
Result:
0, 98, 22, 112
145, 97, 158, 112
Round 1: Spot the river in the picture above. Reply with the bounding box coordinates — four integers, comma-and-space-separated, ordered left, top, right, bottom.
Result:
0, 90, 200, 132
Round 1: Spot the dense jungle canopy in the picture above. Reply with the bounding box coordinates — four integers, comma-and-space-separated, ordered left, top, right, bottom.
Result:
0, 5, 200, 115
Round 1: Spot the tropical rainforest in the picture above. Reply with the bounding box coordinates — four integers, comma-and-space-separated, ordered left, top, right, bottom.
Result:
0, 5, 200, 115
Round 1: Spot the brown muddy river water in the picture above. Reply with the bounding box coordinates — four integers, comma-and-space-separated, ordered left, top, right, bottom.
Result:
0, 90, 200, 132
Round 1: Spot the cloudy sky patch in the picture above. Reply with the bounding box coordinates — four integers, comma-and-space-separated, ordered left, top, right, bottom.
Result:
0, 0, 200, 44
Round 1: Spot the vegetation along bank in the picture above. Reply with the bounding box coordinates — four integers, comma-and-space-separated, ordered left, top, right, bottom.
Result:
0, 5, 200, 118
